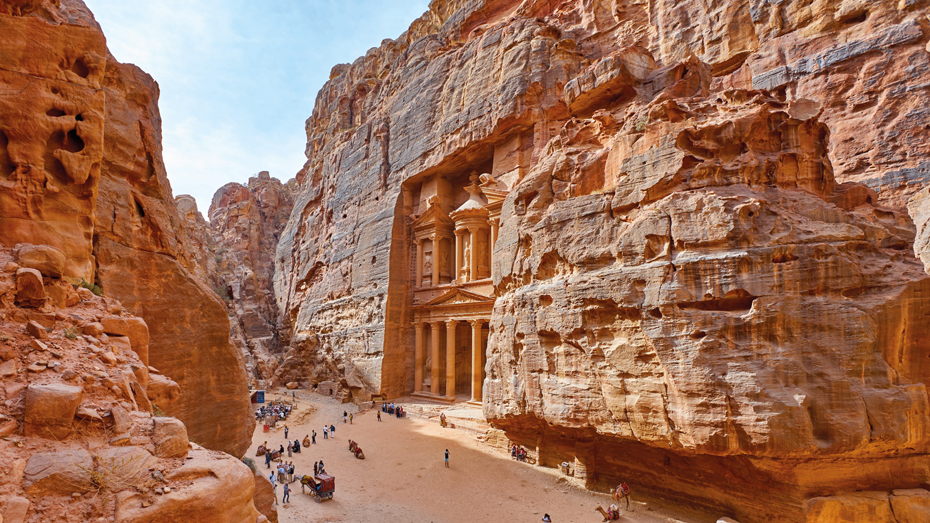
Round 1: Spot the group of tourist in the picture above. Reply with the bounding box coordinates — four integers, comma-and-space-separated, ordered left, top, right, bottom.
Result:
380, 402, 405, 417
510, 444, 529, 462
255, 400, 292, 427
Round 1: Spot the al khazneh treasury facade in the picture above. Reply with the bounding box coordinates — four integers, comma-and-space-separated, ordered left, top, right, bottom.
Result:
401, 172, 509, 404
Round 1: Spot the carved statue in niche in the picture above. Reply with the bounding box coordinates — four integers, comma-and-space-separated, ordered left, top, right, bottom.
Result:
440, 246, 450, 277
422, 252, 433, 285
424, 355, 432, 385
461, 242, 471, 278
478, 241, 488, 267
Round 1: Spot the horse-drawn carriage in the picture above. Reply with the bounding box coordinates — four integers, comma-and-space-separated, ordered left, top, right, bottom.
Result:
299, 473, 335, 502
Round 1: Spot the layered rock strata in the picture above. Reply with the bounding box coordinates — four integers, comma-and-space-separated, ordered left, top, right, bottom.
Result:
276, 0, 930, 520
0, 0, 254, 457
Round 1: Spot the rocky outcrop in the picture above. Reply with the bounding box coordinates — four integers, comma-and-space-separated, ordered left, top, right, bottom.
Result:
0, 246, 262, 522
176, 173, 296, 386
276, 0, 930, 521
0, 0, 253, 458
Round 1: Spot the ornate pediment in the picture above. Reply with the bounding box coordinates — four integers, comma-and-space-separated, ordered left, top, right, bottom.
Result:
424, 287, 495, 307
411, 195, 454, 239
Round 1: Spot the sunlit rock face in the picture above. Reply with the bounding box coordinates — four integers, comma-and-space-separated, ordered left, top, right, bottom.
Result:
279, 0, 930, 521
0, 0, 254, 458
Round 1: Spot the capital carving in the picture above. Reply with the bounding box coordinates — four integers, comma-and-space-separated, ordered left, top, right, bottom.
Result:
445, 320, 458, 328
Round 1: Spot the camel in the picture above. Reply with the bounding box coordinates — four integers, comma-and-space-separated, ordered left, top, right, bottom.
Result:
613, 483, 631, 511
595, 504, 621, 521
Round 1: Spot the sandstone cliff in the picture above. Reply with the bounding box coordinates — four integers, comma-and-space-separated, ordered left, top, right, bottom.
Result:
0, 0, 253, 458
276, 0, 930, 521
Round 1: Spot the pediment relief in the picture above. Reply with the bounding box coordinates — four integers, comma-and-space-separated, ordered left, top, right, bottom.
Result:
425, 288, 495, 307
411, 196, 454, 231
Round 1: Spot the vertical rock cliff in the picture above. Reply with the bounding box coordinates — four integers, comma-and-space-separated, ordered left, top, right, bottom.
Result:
276, 0, 930, 521
0, 0, 254, 458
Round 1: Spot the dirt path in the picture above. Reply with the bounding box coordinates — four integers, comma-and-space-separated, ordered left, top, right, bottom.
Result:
248, 390, 704, 523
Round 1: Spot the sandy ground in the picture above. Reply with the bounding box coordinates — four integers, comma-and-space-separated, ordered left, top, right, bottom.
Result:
248, 390, 705, 523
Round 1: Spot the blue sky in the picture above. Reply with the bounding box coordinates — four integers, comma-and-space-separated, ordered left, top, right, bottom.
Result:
84, 0, 431, 215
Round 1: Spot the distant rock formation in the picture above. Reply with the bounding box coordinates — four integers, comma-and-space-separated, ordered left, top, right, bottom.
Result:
178, 172, 297, 386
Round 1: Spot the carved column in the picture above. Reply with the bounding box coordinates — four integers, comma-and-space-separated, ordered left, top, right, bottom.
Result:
469, 319, 483, 402
489, 219, 499, 280
415, 239, 423, 289
414, 322, 424, 392
445, 320, 457, 399
431, 322, 441, 396
467, 227, 479, 281
430, 234, 440, 287
455, 230, 463, 284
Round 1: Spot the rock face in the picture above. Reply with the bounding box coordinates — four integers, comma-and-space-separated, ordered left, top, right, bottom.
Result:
276, 0, 930, 521
91, 55, 253, 458
0, 0, 253, 468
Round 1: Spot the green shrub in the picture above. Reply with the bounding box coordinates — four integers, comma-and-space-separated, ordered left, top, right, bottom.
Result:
68, 277, 103, 296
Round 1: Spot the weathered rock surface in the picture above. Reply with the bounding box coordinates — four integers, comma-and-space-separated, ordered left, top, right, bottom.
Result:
0, 245, 258, 523
115, 446, 261, 523
24, 382, 83, 439
275, 1, 930, 521
251, 466, 278, 523
152, 416, 189, 458
0, 0, 253, 457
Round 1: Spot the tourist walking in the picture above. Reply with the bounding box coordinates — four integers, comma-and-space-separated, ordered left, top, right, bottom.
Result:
287, 441, 292, 457
542, 514, 551, 522
343, 410, 348, 423
265, 450, 272, 469
314, 461, 319, 476
323, 426, 328, 440
282, 482, 290, 503
319, 459, 325, 474
284, 425, 289, 438
330, 423, 336, 435
350, 413, 353, 424
312, 430, 317, 444
377, 411, 381, 422
288, 462, 295, 483
445, 449, 449, 468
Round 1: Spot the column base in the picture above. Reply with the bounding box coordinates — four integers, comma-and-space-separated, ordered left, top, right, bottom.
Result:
466, 400, 483, 407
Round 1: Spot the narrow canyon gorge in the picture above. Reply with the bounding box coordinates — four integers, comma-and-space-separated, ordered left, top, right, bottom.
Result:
1, 0, 930, 522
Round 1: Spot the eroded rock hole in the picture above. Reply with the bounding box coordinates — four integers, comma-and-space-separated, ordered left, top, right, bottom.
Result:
772, 252, 799, 263
690, 331, 706, 340
75, 114, 84, 121
648, 308, 663, 319
0, 130, 12, 178
539, 295, 553, 307
134, 198, 146, 218
46, 108, 66, 117
371, 256, 376, 265
677, 289, 757, 312
64, 129, 84, 153
71, 59, 90, 78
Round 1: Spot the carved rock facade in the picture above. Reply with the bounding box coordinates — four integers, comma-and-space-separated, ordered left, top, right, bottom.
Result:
277, 0, 930, 521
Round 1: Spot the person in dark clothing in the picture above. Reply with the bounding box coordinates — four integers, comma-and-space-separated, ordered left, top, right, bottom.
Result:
282, 483, 290, 503
445, 449, 449, 468
312, 430, 316, 444
265, 451, 272, 469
